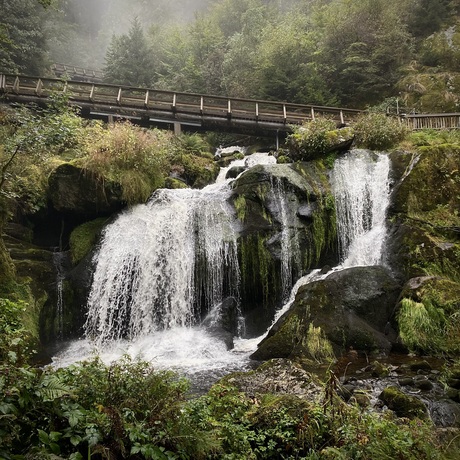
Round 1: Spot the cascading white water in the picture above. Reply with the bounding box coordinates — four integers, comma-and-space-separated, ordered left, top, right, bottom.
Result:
52, 252, 66, 340
85, 183, 240, 346
270, 177, 302, 301
234, 149, 392, 352
331, 149, 391, 267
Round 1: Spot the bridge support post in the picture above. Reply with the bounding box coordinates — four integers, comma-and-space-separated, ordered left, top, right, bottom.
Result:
174, 122, 182, 135
276, 130, 279, 150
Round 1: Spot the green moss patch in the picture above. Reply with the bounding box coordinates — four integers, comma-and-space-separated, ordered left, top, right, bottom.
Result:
69, 217, 107, 265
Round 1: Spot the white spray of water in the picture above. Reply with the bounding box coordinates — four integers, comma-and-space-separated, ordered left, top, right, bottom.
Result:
270, 177, 302, 301
53, 252, 66, 340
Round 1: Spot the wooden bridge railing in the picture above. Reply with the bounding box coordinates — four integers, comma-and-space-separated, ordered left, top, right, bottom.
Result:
0, 74, 362, 134
50, 63, 104, 82
401, 113, 460, 130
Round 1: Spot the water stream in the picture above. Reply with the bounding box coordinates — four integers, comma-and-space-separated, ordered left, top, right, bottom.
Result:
53, 149, 392, 388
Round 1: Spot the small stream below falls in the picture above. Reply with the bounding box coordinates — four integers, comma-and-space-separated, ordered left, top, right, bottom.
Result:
51, 149, 457, 425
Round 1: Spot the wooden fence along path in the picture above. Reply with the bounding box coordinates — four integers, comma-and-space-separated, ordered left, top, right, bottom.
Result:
401, 113, 460, 130
50, 63, 104, 83
0, 74, 361, 135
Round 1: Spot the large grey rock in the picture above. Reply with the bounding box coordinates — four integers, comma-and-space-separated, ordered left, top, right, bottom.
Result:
230, 162, 339, 333
251, 266, 401, 361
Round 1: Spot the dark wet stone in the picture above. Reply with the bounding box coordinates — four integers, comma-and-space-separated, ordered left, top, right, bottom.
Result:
447, 378, 460, 390
338, 384, 355, 402
398, 377, 414, 386
379, 386, 428, 419
410, 360, 432, 372
414, 376, 434, 391
445, 388, 460, 402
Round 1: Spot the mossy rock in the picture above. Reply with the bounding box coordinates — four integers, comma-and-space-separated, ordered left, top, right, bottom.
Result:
69, 217, 108, 265
396, 276, 460, 354
379, 386, 428, 419
179, 154, 220, 188
252, 266, 401, 361
391, 149, 460, 215
48, 163, 124, 216
164, 177, 188, 189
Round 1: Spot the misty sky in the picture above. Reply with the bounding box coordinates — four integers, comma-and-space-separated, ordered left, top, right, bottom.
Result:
47, 0, 213, 69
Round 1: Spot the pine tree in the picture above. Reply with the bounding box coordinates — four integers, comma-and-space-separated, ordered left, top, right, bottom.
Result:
0, 0, 48, 75
103, 18, 155, 88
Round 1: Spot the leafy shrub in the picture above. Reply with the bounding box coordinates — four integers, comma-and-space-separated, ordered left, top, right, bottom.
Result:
286, 117, 337, 161
81, 122, 172, 204
286, 118, 355, 161
353, 112, 408, 150
0, 298, 35, 365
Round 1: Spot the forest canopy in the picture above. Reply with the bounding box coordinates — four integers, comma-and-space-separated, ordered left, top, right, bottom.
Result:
1, 0, 460, 110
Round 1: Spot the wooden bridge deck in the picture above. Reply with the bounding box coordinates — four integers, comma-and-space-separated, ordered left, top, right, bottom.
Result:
0, 74, 362, 135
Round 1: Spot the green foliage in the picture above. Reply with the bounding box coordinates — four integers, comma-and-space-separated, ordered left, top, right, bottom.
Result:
286, 118, 342, 161
0, 97, 85, 218
0, 0, 48, 75
398, 298, 445, 352
353, 112, 408, 150
0, 298, 35, 365
81, 122, 171, 204
0, 350, 447, 459
397, 275, 460, 354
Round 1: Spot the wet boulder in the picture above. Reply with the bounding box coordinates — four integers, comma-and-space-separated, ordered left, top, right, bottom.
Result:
379, 386, 428, 419
251, 266, 401, 361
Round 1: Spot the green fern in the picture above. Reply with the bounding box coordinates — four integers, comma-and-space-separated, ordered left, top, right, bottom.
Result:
37, 373, 74, 402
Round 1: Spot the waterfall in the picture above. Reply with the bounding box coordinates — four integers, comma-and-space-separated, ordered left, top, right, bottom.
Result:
52, 252, 66, 340
85, 183, 240, 346
331, 149, 391, 267
53, 149, 391, 386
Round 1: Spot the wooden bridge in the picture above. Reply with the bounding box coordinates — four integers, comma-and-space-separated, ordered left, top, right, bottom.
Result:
2, 74, 460, 136
0, 74, 362, 137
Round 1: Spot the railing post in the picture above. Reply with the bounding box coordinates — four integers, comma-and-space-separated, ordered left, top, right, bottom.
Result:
63, 81, 68, 93
282, 104, 287, 123
311, 107, 315, 121
340, 110, 344, 125
172, 93, 177, 111
89, 84, 95, 102
13, 76, 20, 94
144, 90, 149, 108
227, 99, 232, 118
255, 102, 259, 120
117, 88, 122, 105
35, 78, 43, 96
200, 96, 204, 114
0, 74, 5, 91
